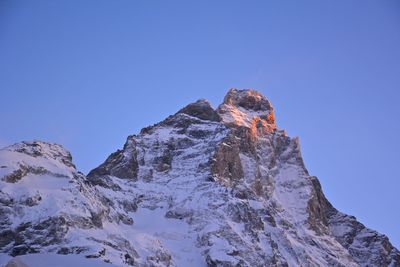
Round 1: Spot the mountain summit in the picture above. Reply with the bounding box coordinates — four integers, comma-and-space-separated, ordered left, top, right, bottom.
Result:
0, 89, 399, 267
217, 89, 276, 131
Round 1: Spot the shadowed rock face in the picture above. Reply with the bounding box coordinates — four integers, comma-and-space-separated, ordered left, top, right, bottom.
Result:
210, 131, 244, 186
87, 138, 139, 180
1, 89, 399, 267
177, 99, 221, 122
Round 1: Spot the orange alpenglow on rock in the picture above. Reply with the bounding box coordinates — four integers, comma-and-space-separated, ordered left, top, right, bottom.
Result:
216, 88, 276, 136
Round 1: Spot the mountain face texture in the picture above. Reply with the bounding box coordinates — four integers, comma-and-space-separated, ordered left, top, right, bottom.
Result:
0, 89, 399, 267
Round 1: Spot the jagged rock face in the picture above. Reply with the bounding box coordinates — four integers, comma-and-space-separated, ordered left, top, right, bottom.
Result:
217, 89, 276, 133
1, 89, 399, 267
87, 138, 139, 180
0, 141, 139, 265
177, 99, 221, 122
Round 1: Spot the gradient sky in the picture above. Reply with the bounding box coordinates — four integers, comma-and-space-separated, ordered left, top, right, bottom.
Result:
0, 0, 399, 247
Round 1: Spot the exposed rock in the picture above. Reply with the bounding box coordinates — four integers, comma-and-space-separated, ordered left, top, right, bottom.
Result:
146, 247, 173, 267
87, 137, 139, 180
22, 193, 42, 207
177, 99, 221, 122
165, 208, 191, 220
0, 230, 15, 248
9, 141, 76, 169
2, 167, 28, 183
217, 88, 276, 132
86, 174, 121, 191
153, 144, 173, 172
211, 132, 244, 186
223, 88, 273, 112
2, 164, 68, 183
120, 200, 138, 213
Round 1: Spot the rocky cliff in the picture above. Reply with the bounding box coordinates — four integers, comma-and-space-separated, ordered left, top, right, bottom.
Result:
0, 89, 399, 266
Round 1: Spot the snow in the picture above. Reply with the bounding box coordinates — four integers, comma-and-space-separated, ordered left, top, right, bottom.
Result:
0, 254, 12, 267
0, 142, 75, 178
272, 166, 311, 223
129, 207, 204, 267
0, 253, 117, 267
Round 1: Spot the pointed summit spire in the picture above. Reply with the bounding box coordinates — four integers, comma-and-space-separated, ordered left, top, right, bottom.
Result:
222, 88, 273, 111
217, 88, 276, 132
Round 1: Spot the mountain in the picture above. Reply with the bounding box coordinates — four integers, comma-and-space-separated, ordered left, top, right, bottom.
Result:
0, 89, 399, 267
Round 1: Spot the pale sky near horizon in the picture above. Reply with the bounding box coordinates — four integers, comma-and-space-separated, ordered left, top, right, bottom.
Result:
0, 0, 399, 247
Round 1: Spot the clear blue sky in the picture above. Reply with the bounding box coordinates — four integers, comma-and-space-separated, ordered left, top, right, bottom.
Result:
0, 0, 399, 247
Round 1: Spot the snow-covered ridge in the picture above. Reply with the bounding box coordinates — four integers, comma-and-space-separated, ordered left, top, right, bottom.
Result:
0, 89, 399, 267
3, 141, 75, 168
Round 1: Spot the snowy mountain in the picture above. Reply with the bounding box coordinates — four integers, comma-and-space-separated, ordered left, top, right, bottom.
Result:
0, 89, 399, 267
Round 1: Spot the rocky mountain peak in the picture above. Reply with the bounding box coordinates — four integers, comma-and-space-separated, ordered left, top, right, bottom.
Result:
177, 99, 220, 122
222, 88, 273, 111
0, 141, 77, 184
217, 88, 276, 133
3, 141, 75, 169
1, 89, 399, 267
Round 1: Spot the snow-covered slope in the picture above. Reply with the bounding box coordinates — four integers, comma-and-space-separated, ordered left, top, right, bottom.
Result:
0, 89, 399, 267
0, 142, 139, 266
0, 253, 118, 267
